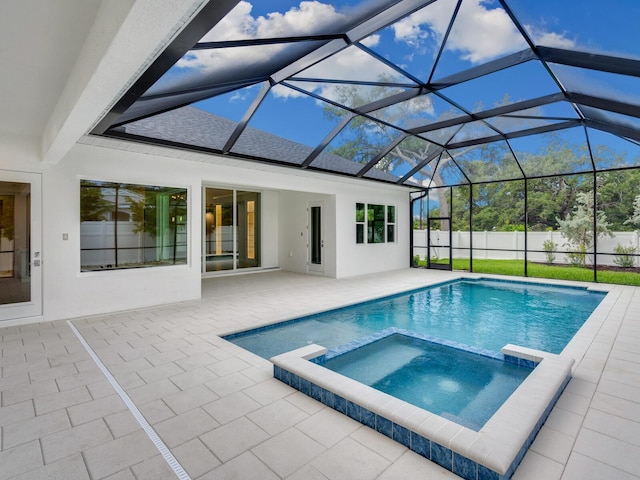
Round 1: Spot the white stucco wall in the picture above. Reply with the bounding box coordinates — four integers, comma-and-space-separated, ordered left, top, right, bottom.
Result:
278, 191, 337, 277
335, 190, 410, 278
1, 137, 411, 322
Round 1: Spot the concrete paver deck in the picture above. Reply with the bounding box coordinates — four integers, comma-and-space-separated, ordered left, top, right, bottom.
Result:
1, 269, 639, 479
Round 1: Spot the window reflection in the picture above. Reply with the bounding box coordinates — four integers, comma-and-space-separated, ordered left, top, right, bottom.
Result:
80, 180, 187, 271
0, 181, 31, 304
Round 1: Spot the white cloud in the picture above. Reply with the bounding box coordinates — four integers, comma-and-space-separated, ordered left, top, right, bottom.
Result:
177, 2, 401, 102
392, 0, 574, 64
529, 30, 576, 49
180, 1, 348, 73
199, 1, 346, 41
229, 86, 258, 103
448, 0, 526, 63
392, 0, 453, 53
176, 0, 576, 109
200, 1, 255, 41
270, 83, 308, 99
360, 34, 381, 48
254, 1, 345, 37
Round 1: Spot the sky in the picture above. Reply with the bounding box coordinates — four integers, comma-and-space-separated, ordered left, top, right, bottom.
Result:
144, 0, 640, 181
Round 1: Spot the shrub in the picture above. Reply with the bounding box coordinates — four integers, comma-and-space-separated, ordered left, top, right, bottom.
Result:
567, 244, 587, 267
542, 239, 556, 264
613, 243, 637, 268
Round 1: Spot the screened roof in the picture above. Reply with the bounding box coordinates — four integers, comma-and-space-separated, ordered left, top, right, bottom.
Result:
93, 0, 640, 189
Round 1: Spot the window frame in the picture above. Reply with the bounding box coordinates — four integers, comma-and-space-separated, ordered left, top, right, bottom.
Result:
356, 202, 397, 244
80, 179, 189, 272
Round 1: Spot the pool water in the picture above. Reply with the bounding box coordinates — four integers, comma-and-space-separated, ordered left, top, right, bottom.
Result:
321, 333, 532, 430
227, 278, 605, 359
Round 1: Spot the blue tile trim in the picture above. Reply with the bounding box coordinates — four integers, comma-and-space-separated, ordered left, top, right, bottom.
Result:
465, 276, 596, 293
334, 395, 347, 415
392, 423, 411, 448
323, 327, 517, 364
275, 367, 487, 479
478, 464, 501, 480
321, 388, 335, 408
361, 408, 376, 429
432, 443, 453, 471
273, 363, 571, 479
454, 452, 478, 480
375, 415, 392, 437
410, 431, 430, 458
503, 354, 519, 365
346, 400, 361, 422
224, 279, 462, 341
503, 354, 540, 369
225, 276, 602, 343
299, 377, 311, 395
519, 358, 536, 369
499, 372, 572, 479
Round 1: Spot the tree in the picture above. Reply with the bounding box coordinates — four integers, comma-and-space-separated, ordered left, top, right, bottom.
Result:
0, 195, 14, 241
80, 183, 112, 221
596, 169, 640, 230
623, 193, 640, 231
557, 190, 612, 266
322, 80, 460, 219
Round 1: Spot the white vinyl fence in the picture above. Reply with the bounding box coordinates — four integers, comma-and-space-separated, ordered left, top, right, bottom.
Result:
413, 230, 640, 267
81, 221, 187, 269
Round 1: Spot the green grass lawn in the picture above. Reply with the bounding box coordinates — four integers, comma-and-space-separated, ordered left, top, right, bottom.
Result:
427, 258, 640, 286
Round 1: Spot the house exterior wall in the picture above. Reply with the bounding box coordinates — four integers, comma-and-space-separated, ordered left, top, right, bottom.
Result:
335, 191, 409, 278
0, 138, 410, 323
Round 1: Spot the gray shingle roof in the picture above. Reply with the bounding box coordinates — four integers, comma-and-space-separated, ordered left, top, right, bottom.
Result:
122, 106, 400, 182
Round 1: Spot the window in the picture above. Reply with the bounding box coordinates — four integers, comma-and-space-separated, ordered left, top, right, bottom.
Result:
368, 204, 386, 243
387, 205, 396, 242
356, 203, 396, 244
80, 180, 187, 271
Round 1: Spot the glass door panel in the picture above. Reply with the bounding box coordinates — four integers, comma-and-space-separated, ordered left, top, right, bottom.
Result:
308, 202, 324, 274
311, 206, 322, 265
204, 187, 261, 273
0, 172, 42, 321
237, 191, 260, 269
205, 188, 234, 272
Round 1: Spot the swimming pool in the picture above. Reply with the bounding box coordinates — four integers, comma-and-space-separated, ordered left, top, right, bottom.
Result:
228, 277, 604, 479
226, 278, 606, 358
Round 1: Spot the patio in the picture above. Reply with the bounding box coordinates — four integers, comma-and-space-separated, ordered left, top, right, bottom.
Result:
1, 269, 639, 479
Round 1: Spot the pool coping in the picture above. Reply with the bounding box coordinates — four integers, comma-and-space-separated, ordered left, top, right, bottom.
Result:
272, 342, 574, 479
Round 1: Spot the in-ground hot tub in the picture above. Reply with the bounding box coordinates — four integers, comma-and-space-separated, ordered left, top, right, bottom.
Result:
272, 332, 574, 480
319, 330, 534, 431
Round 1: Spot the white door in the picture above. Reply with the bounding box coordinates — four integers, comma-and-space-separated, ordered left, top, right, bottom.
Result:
0, 171, 42, 322
308, 202, 324, 274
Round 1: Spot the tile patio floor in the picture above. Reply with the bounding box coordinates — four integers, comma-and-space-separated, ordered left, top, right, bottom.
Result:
1, 269, 639, 479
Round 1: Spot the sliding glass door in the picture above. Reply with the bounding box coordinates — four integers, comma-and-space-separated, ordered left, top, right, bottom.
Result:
203, 187, 260, 273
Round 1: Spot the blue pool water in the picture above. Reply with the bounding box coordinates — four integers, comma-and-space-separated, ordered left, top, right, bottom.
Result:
321, 333, 532, 430
226, 278, 605, 359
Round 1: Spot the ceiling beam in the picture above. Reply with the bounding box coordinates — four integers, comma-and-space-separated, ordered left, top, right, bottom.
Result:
408, 93, 565, 135
446, 120, 581, 149
568, 92, 640, 119
585, 120, 640, 144
430, 49, 537, 89
539, 46, 640, 78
